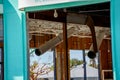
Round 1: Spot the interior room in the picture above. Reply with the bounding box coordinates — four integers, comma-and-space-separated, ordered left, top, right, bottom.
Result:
27, 2, 112, 80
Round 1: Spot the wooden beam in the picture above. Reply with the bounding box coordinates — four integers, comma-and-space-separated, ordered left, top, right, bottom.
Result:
62, 21, 70, 80
28, 11, 110, 27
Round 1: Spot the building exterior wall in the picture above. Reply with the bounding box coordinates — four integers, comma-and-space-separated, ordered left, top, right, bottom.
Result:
2, 0, 120, 80
0, 0, 2, 4
0, 0, 3, 14
111, 0, 120, 79
3, 0, 28, 80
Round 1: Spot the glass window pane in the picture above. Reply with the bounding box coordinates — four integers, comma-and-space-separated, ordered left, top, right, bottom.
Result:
70, 50, 84, 80
85, 50, 99, 80
30, 49, 54, 80
70, 50, 99, 80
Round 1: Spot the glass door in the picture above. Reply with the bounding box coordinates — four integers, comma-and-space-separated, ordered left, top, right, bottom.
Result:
29, 49, 55, 80
70, 50, 99, 80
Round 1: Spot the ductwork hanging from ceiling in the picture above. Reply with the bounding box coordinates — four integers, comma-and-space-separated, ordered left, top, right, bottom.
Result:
27, 14, 110, 56
35, 27, 78, 56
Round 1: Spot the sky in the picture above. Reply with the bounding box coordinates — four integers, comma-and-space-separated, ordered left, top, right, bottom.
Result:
70, 50, 84, 60
30, 49, 54, 65
30, 49, 99, 79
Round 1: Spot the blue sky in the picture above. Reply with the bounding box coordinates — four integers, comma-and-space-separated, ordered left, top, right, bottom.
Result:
70, 50, 84, 60
70, 50, 93, 64
30, 49, 54, 65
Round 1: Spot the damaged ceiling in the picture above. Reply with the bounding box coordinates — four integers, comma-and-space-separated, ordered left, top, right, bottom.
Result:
27, 19, 110, 39
27, 1, 110, 39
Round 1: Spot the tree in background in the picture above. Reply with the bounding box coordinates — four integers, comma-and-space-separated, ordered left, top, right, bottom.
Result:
30, 49, 54, 80
70, 58, 83, 69
89, 59, 98, 68
30, 61, 53, 80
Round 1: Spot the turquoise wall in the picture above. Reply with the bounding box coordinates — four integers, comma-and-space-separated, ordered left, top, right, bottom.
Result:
0, 0, 2, 4
2, 0, 120, 80
3, 0, 28, 80
0, 0, 3, 14
111, 0, 120, 79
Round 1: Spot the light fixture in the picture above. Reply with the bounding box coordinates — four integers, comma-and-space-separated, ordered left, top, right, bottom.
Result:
54, 9, 58, 18
63, 8, 67, 12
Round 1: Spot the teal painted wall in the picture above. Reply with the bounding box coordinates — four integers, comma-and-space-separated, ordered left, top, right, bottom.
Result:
2, 0, 120, 80
0, 0, 2, 4
0, 5, 3, 14
0, 0, 3, 14
3, 0, 28, 80
111, 0, 120, 79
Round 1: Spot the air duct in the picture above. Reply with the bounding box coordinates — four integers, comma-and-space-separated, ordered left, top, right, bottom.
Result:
35, 27, 77, 56
32, 14, 98, 57
90, 29, 106, 51
88, 29, 106, 59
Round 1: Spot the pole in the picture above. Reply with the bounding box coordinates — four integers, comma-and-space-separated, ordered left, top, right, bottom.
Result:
53, 48, 57, 80
97, 51, 101, 80
63, 21, 69, 80
83, 50, 87, 80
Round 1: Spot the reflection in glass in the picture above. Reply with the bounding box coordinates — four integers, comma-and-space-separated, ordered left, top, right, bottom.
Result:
85, 50, 99, 80
30, 49, 54, 80
70, 50, 84, 80
70, 50, 99, 80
